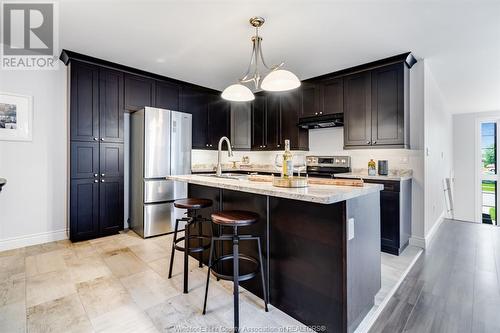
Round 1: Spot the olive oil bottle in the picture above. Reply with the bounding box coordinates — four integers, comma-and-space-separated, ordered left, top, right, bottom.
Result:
282, 140, 293, 178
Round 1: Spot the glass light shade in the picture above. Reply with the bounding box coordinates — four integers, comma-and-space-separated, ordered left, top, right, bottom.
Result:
261, 69, 301, 92
221, 84, 255, 102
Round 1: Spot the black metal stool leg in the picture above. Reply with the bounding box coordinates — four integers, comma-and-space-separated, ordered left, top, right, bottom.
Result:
256, 237, 269, 312
203, 237, 216, 315
198, 214, 203, 268
233, 228, 240, 333
183, 219, 190, 294
168, 218, 180, 279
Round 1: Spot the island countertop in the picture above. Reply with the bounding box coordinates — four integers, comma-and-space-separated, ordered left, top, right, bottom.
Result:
168, 174, 383, 204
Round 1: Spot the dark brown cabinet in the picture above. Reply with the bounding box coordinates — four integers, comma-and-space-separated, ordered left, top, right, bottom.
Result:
70, 61, 99, 142
99, 143, 124, 178
70, 142, 99, 179
99, 178, 124, 234
320, 77, 343, 115
155, 81, 180, 111
99, 69, 124, 142
280, 89, 308, 150
371, 63, 407, 147
208, 96, 230, 147
266, 94, 282, 149
70, 179, 100, 240
344, 63, 409, 149
301, 82, 320, 117
343, 71, 372, 147
230, 102, 252, 150
252, 95, 267, 149
124, 74, 155, 111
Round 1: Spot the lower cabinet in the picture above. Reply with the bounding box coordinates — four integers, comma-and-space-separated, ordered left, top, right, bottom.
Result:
70, 143, 124, 242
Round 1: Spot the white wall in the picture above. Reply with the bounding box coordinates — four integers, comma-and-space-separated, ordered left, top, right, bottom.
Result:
453, 110, 500, 222
0, 68, 68, 250
422, 61, 453, 244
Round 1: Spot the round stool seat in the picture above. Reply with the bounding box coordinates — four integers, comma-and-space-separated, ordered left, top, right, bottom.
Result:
211, 210, 259, 227
174, 198, 213, 210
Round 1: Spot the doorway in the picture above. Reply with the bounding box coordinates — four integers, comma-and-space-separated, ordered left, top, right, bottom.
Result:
478, 121, 498, 225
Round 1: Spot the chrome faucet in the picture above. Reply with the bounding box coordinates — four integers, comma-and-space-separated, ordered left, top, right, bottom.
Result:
216, 136, 234, 177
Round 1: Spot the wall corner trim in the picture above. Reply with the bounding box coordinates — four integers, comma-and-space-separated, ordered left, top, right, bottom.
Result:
0, 229, 69, 252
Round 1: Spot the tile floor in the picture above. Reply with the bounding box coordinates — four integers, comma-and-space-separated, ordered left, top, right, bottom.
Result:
0, 231, 421, 333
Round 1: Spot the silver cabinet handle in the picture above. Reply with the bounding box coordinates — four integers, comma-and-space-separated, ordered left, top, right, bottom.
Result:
94, 173, 98, 177
101, 179, 105, 183
315, 112, 318, 115
366, 141, 371, 144
93, 137, 98, 141
206, 144, 209, 147
277, 144, 280, 148
373, 141, 377, 144
319, 112, 323, 115
101, 173, 105, 177
100, 138, 104, 141
94, 180, 98, 183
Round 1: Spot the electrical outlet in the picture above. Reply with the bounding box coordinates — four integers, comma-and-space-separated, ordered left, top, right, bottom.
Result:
348, 218, 355, 240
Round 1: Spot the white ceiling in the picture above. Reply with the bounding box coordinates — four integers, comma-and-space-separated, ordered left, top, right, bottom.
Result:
59, 0, 500, 114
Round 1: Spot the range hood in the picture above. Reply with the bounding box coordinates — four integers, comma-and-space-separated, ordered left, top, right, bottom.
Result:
298, 113, 344, 129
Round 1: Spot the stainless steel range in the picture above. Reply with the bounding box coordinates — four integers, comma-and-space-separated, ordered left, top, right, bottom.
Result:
306, 156, 351, 178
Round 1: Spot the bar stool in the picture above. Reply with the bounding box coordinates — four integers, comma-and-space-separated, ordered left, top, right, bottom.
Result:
168, 198, 213, 294
202, 210, 268, 332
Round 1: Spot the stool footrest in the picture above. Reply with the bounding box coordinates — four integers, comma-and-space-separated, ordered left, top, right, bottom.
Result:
209, 254, 260, 282
173, 235, 211, 253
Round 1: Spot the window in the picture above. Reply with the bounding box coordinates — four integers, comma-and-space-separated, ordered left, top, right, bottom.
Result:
481, 122, 497, 225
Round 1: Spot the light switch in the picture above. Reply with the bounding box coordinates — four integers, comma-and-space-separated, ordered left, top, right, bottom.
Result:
348, 218, 355, 240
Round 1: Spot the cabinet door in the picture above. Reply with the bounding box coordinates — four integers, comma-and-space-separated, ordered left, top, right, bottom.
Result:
71, 142, 99, 179
156, 81, 180, 111
252, 95, 267, 149
70, 179, 99, 241
99, 177, 124, 235
266, 94, 281, 149
301, 82, 320, 117
182, 86, 209, 149
70, 61, 99, 142
124, 74, 155, 111
380, 190, 400, 252
208, 95, 230, 147
343, 72, 372, 147
320, 77, 343, 115
99, 143, 124, 178
99, 69, 124, 142
280, 89, 304, 150
230, 102, 252, 150
371, 63, 405, 146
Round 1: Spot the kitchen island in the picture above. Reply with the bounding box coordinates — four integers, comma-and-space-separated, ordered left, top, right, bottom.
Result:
168, 174, 383, 333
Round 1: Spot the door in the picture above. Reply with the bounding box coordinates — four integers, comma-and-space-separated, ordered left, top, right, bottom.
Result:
301, 82, 320, 117
231, 102, 252, 150
99, 69, 124, 142
182, 86, 209, 149
252, 95, 267, 149
124, 74, 155, 111
155, 81, 180, 111
371, 63, 404, 146
320, 77, 343, 115
208, 95, 231, 146
70, 179, 99, 241
71, 142, 99, 179
70, 61, 99, 142
100, 143, 124, 179
478, 121, 499, 225
280, 89, 302, 149
343, 71, 372, 147
144, 108, 171, 178
380, 189, 400, 250
99, 177, 124, 235
266, 94, 282, 149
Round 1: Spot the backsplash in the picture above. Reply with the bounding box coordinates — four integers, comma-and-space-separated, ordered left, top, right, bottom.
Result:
192, 127, 418, 172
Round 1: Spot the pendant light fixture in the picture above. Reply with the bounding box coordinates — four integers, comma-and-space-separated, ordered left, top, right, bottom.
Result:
221, 17, 301, 102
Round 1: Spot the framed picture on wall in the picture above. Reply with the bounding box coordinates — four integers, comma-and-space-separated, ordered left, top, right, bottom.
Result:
0, 92, 33, 141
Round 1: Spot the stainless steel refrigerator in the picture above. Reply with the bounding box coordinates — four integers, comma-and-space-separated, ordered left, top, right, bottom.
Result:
130, 107, 192, 238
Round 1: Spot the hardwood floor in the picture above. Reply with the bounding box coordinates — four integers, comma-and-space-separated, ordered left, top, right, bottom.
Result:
370, 219, 500, 333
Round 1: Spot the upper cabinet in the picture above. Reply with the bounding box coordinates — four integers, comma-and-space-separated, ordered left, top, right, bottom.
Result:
230, 102, 252, 150
124, 74, 155, 111
208, 95, 231, 147
99, 69, 124, 142
320, 77, 343, 115
252, 95, 267, 150
155, 81, 180, 111
343, 62, 409, 149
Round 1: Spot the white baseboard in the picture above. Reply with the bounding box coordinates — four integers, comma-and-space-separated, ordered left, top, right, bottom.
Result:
409, 211, 445, 249
0, 229, 68, 252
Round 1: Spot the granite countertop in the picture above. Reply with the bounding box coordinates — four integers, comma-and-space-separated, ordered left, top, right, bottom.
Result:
334, 169, 413, 181
168, 174, 383, 205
